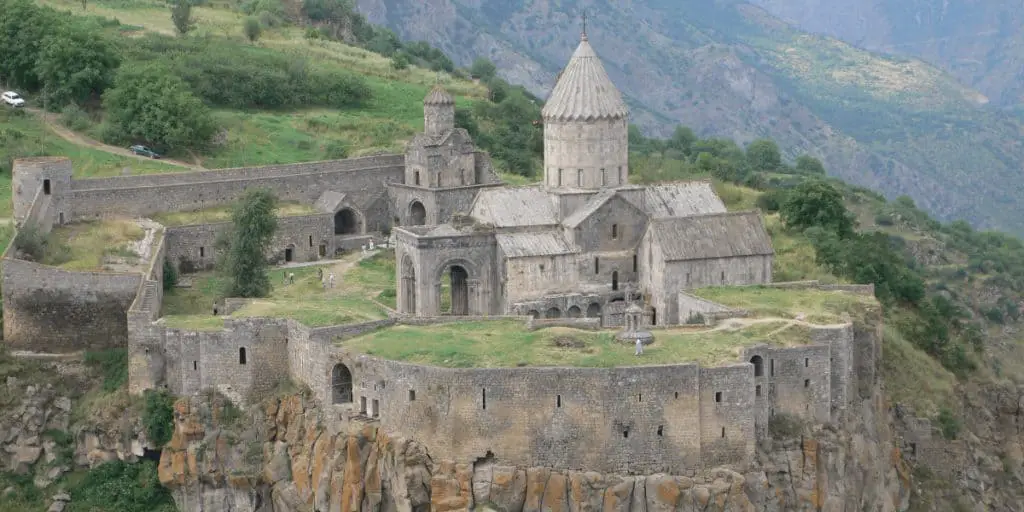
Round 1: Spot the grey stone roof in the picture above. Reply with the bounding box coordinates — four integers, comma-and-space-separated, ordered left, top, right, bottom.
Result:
641, 182, 727, 218
424, 85, 455, 106
562, 189, 616, 228
314, 191, 347, 213
469, 186, 558, 227
650, 211, 774, 262
541, 37, 629, 122
497, 231, 578, 258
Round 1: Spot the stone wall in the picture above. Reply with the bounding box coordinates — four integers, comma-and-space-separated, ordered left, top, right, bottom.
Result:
677, 292, 736, 325
2, 257, 142, 352
12, 157, 73, 225
165, 214, 335, 273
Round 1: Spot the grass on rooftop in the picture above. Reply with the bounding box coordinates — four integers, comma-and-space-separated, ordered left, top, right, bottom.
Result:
342, 319, 815, 368
149, 201, 319, 227
161, 251, 396, 329
41, 219, 146, 271
693, 285, 877, 324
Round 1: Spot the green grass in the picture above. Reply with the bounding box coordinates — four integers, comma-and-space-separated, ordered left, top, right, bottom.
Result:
693, 285, 878, 324
42, 219, 147, 271
149, 201, 318, 226
880, 324, 957, 415
161, 251, 396, 329
342, 319, 815, 368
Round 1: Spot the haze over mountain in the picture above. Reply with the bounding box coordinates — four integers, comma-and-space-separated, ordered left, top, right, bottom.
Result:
355, 0, 1024, 237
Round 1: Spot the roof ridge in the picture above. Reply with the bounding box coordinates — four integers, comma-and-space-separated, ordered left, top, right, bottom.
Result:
652, 209, 763, 222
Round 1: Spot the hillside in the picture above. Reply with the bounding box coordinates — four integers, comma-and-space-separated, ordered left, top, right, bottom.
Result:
355, 0, 1024, 238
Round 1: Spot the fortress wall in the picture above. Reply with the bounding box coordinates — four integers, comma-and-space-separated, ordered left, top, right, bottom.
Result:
127, 314, 167, 395
357, 359, 710, 475
698, 364, 755, 469
1, 257, 141, 352
165, 214, 334, 272
68, 162, 403, 220
13, 157, 73, 224
70, 156, 403, 190
813, 324, 855, 423
22, 189, 55, 235
854, 306, 883, 400
745, 344, 833, 427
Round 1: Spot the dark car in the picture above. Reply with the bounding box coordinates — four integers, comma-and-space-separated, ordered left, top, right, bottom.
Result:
129, 145, 161, 159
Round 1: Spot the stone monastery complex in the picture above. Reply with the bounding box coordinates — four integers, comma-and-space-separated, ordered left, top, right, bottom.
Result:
1, 31, 880, 475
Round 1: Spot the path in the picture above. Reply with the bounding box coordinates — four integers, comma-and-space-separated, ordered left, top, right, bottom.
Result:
25, 107, 205, 170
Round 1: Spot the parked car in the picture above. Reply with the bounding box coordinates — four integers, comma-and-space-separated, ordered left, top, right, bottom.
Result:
2, 91, 25, 107
129, 145, 161, 159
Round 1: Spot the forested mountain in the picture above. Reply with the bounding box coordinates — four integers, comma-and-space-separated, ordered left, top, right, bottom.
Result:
355, 0, 1024, 237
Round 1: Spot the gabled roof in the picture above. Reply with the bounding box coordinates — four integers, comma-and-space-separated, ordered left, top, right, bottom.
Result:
314, 191, 347, 213
541, 36, 629, 122
497, 231, 578, 258
424, 85, 455, 106
562, 189, 615, 228
650, 211, 774, 262
642, 182, 727, 218
469, 186, 558, 227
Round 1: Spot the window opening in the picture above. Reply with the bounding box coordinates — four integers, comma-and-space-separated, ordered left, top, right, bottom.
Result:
633, 254, 637, 272
715, 391, 722, 403
638, 393, 642, 402
612, 224, 618, 239
309, 235, 313, 247
577, 169, 583, 187
805, 358, 809, 367
755, 385, 762, 397
674, 391, 679, 399
482, 389, 486, 410
804, 379, 810, 388
622, 429, 629, 439
721, 427, 726, 438
199, 247, 205, 258
409, 390, 416, 401
556, 395, 561, 408
770, 359, 775, 377
414, 171, 420, 185
239, 347, 247, 365
43, 179, 51, 195
193, 361, 197, 371
612, 271, 619, 291
657, 426, 663, 436
594, 258, 600, 274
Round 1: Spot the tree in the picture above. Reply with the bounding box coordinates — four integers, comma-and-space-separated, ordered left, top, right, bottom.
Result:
780, 180, 854, 236
242, 16, 261, 43
35, 22, 119, 108
0, 0, 60, 91
102, 62, 216, 150
222, 189, 278, 298
170, 0, 194, 35
390, 51, 409, 70
667, 126, 696, 156
470, 57, 496, 81
795, 154, 826, 175
745, 138, 781, 172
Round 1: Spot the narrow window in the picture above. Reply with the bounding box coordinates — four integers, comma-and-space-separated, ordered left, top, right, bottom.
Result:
482, 389, 486, 410
193, 361, 197, 371
239, 347, 247, 365
409, 390, 416, 401
414, 171, 420, 185
686, 273, 691, 286
43, 179, 51, 195
623, 429, 629, 439
58, 212, 64, 224
360, 397, 367, 414
715, 391, 722, 403
770, 359, 775, 377
612, 224, 618, 239
674, 391, 679, 399
633, 254, 637, 272
539, 263, 545, 272
601, 168, 606, 186
594, 257, 600, 274
577, 169, 583, 187
804, 379, 810, 388
721, 427, 726, 438
638, 393, 642, 402
720, 271, 725, 283
556, 395, 561, 408
557, 169, 562, 186
619, 166, 624, 183
372, 399, 379, 418
199, 247, 205, 258
612, 271, 619, 291
755, 385, 762, 397
309, 235, 313, 248
805, 358, 809, 367
657, 426, 663, 436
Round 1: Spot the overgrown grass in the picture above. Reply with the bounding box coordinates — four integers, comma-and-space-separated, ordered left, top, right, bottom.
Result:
150, 201, 318, 227
41, 219, 147, 271
342, 319, 815, 368
764, 214, 842, 283
693, 286, 878, 324
162, 251, 396, 329
880, 324, 957, 415
84, 348, 128, 392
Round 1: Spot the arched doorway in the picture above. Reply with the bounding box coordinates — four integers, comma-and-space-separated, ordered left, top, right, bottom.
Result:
527, 310, 540, 319
334, 208, 359, 235
332, 363, 353, 404
567, 305, 582, 318
750, 355, 764, 377
441, 265, 469, 315
586, 303, 601, 318
401, 256, 416, 314
545, 307, 561, 319
410, 201, 426, 226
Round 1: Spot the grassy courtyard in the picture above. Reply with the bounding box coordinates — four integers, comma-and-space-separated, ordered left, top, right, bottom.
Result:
341, 319, 815, 368
149, 202, 318, 227
40, 219, 149, 271
693, 285, 878, 324
160, 251, 396, 330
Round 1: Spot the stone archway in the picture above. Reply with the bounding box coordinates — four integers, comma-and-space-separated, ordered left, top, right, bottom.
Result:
442, 265, 469, 315
586, 303, 601, 318
410, 201, 427, 226
750, 355, 764, 377
567, 306, 582, 318
527, 310, 540, 319
332, 363, 353, 404
334, 208, 360, 235
401, 255, 417, 314
545, 307, 562, 319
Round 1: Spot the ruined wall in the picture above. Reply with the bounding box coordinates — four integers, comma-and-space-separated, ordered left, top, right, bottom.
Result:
68, 157, 403, 221
2, 257, 141, 352
165, 214, 334, 272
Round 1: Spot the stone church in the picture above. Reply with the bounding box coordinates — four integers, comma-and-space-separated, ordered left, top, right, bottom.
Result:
392, 31, 774, 326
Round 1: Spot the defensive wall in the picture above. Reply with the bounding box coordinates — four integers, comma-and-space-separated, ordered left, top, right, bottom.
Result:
125, 283, 877, 475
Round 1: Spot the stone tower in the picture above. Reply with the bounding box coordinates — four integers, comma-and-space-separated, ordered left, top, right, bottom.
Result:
424, 85, 455, 137
541, 30, 629, 190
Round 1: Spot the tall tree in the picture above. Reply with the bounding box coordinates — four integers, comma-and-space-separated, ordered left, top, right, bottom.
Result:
35, 21, 119, 108
780, 180, 854, 236
170, 0, 194, 35
222, 189, 278, 298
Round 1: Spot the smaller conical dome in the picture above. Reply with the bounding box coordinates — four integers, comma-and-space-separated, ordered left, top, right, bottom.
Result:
424, 85, 455, 106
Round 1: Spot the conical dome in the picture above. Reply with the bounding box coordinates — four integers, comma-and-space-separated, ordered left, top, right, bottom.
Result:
541, 36, 629, 122
424, 85, 455, 106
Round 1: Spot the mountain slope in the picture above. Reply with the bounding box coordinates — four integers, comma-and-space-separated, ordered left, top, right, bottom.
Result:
355, 0, 1024, 237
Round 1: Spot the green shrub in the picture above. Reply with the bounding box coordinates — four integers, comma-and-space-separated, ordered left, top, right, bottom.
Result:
936, 407, 960, 440
72, 460, 176, 511
323, 140, 349, 159
59, 104, 92, 132
84, 348, 128, 392
390, 52, 409, 70
242, 16, 261, 42
142, 389, 176, 447
162, 259, 179, 291
13, 225, 48, 262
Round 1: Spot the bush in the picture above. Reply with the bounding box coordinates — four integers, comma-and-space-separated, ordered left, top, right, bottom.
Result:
243, 16, 261, 42
323, 140, 349, 159
390, 52, 409, 70
73, 460, 176, 511
162, 259, 179, 291
755, 188, 788, 213
935, 407, 960, 440
142, 389, 176, 447
13, 224, 48, 262
83, 349, 127, 392
59, 103, 92, 132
